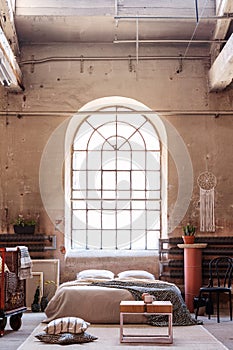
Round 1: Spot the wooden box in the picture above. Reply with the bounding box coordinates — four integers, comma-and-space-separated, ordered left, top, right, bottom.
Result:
146, 301, 173, 313
120, 301, 146, 313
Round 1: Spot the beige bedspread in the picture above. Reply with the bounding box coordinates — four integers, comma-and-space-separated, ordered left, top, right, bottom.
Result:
44, 279, 135, 323
44, 278, 197, 326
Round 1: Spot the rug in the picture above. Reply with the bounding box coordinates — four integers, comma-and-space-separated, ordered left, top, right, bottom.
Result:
17, 323, 228, 350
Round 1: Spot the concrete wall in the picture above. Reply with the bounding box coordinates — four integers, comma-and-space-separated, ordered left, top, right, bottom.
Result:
0, 43, 233, 280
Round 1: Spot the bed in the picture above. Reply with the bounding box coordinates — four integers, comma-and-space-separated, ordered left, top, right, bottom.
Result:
44, 269, 200, 326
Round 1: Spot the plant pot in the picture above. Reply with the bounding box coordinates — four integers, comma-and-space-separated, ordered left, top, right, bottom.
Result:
182, 235, 195, 244
31, 303, 40, 312
13, 225, 35, 234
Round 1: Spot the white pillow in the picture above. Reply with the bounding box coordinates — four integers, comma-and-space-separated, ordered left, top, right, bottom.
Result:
43, 317, 89, 335
76, 269, 114, 280
117, 270, 155, 280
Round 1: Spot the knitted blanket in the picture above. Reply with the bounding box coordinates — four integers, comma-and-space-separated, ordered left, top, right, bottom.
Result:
91, 280, 202, 326
17, 246, 33, 280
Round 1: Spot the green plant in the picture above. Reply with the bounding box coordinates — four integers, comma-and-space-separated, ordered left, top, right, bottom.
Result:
12, 214, 37, 227
183, 223, 196, 236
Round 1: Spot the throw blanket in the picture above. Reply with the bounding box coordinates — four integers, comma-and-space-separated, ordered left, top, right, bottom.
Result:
17, 246, 33, 280
91, 280, 202, 326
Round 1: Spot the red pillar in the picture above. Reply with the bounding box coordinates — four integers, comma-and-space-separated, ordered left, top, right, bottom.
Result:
178, 243, 207, 312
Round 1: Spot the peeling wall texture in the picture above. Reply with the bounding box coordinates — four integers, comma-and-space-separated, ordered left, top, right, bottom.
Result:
0, 42, 233, 279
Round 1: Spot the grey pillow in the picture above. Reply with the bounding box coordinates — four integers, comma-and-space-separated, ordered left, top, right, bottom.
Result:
35, 331, 98, 344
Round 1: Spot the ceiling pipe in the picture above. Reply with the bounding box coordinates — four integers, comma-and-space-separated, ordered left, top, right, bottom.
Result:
114, 15, 233, 20
113, 39, 227, 44
19, 55, 209, 66
0, 110, 232, 117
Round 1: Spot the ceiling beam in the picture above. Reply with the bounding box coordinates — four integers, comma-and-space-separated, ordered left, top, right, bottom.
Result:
210, 0, 233, 62
208, 33, 233, 91
0, 0, 20, 55
0, 27, 22, 89
214, 0, 233, 39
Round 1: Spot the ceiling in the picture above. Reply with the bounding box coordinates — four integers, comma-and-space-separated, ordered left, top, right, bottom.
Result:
0, 0, 233, 90
14, 0, 222, 44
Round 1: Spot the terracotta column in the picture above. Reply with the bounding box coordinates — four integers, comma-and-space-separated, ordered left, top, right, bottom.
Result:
177, 243, 207, 312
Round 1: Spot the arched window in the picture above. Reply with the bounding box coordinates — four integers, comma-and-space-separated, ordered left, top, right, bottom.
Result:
70, 105, 164, 250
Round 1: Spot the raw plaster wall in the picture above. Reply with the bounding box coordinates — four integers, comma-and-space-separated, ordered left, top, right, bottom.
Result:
0, 43, 233, 280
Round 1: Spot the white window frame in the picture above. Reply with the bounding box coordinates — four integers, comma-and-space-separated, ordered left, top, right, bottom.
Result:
65, 97, 168, 253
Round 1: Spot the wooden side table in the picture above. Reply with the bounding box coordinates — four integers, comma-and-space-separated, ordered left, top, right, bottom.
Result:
120, 301, 173, 344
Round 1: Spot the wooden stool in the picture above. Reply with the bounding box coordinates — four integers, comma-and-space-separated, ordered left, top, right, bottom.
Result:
120, 300, 173, 344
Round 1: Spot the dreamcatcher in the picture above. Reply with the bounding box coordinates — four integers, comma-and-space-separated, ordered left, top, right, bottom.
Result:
197, 171, 217, 232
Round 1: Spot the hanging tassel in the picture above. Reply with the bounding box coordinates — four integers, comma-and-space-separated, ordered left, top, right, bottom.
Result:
200, 188, 215, 232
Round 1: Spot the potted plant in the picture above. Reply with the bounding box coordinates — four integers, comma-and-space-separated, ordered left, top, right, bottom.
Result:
12, 214, 37, 234
182, 223, 196, 244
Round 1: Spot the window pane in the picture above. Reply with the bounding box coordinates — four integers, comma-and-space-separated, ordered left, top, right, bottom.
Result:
102, 230, 116, 249
116, 157, 131, 170
102, 212, 116, 229
132, 171, 146, 190
88, 210, 101, 229
129, 133, 145, 150
132, 211, 146, 229
72, 200, 86, 210
103, 171, 116, 190
147, 210, 160, 230
73, 151, 86, 170
117, 230, 131, 249
88, 131, 106, 151
117, 200, 130, 210
102, 153, 116, 169
132, 152, 145, 168
147, 231, 159, 249
73, 124, 92, 150
117, 210, 130, 229
87, 230, 101, 249
147, 152, 160, 170
72, 230, 86, 248
146, 171, 160, 190
147, 200, 160, 210
131, 201, 145, 210
74, 171, 86, 190
131, 233, 145, 249
72, 211, 86, 229
87, 151, 101, 170
141, 128, 160, 150
87, 200, 101, 210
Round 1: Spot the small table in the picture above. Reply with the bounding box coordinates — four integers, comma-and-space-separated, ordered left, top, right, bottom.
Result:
120, 300, 173, 344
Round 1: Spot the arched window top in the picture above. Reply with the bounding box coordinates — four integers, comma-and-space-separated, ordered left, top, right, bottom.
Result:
73, 107, 160, 152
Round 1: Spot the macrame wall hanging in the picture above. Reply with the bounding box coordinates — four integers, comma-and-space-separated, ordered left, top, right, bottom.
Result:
197, 171, 217, 232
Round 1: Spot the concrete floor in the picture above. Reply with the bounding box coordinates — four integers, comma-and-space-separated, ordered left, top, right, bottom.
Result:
0, 311, 232, 350
195, 312, 233, 350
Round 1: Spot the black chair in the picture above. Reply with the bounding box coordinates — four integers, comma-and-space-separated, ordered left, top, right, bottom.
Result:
195, 256, 233, 323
